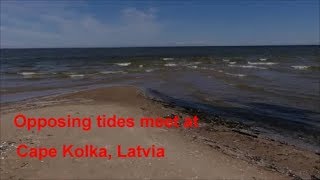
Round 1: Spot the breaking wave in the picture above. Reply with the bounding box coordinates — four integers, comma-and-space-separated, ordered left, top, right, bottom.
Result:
69, 74, 84, 78
115, 62, 131, 66
225, 72, 246, 77
248, 61, 277, 65
291, 66, 310, 70
18, 72, 38, 76
164, 63, 177, 67
162, 58, 174, 61
228, 65, 267, 69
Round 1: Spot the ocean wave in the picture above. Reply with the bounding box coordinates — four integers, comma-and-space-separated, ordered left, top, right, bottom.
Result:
259, 58, 267, 61
222, 59, 230, 62
225, 72, 246, 77
139, 65, 144, 68
115, 62, 131, 66
18, 72, 37, 76
229, 62, 237, 65
145, 69, 154, 73
248, 61, 277, 65
69, 74, 84, 78
309, 66, 320, 71
164, 63, 177, 67
100, 71, 125, 74
162, 57, 174, 61
188, 65, 198, 69
228, 65, 267, 69
291, 66, 310, 70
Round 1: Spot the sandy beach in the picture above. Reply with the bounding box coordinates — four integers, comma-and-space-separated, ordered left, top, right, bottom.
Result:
1, 86, 319, 179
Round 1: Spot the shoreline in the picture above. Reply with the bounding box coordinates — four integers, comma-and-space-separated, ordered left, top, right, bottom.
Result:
1, 86, 319, 179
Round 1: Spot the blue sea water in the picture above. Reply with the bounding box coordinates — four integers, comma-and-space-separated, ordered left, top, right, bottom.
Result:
1, 46, 319, 149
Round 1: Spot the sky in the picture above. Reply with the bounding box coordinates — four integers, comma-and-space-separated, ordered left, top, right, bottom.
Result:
0, 0, 319, 48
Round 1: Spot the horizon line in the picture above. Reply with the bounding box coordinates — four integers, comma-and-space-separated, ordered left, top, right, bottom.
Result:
1, 44, 319, 49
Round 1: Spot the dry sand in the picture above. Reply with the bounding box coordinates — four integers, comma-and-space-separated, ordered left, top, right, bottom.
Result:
0, 86, 319, 179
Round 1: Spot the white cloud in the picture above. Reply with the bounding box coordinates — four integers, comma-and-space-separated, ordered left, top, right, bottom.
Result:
0, 2, 163, 48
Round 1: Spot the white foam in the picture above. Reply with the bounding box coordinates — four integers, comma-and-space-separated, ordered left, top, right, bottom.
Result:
145, 69, 154, 73
188, 65, 198, 69
163, 58, 174, 61
18, 72, 37, 76
229, 62, 237, 65
225, 72, 246, 77
291, 65, 310, 70
222, 59, 230, 62
228, 65, 267, 69
164, 63, 177, 67
248, 61, 277, 65
115, 62, 131, 66
139, 65, 144, 68
259, 58, 267, 61
69, 74, 84, 78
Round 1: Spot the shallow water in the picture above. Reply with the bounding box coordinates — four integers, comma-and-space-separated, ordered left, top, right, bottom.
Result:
1, 46, 319, 149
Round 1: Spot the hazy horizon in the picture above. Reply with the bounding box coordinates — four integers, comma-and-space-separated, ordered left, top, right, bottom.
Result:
1, 44, 319, 50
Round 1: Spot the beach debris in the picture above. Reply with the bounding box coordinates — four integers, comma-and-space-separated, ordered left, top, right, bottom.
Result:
163, 113, 176, 119
20, 162, 28, 168
231, 129, 258, 138
0, 141, 15, 151
0, 141, 16, 160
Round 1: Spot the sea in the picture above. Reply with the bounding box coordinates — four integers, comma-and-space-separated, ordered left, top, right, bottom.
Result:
1, 46, 319, 150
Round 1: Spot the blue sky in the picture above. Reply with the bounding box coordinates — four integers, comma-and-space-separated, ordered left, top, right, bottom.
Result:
0, 0, 319, 48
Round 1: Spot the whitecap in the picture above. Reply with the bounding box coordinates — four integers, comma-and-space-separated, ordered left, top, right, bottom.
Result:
139, 65, 144, 68
291, 65, 310, 70
18, 72, 37, 76
145, 69, 154, 73
228, 65, 266, 69
229, 62, 237, 65
163, 57, 174, 61
164, 63, 177, 67
188, 65, 198, 69
222, 59, 230, 62
115, 62, 131, 66
248, 61, 277, 65
225, 73, 246, 77
69, 74, 84, 78
259, 58, 267, 61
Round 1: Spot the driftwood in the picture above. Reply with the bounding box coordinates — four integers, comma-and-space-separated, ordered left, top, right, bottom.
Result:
231, 129, 258, 138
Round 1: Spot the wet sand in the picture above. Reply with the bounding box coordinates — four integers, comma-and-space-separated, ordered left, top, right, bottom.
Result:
0, 86, 319, 179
